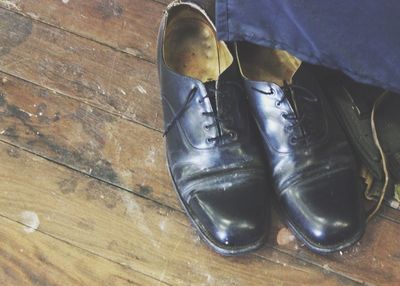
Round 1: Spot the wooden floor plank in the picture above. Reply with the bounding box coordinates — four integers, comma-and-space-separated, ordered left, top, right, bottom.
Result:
0, 8, 163, 130
155, 0, 171, 5
0, 0, 214, 132
0, 215, 163, 286
261, 213, 400, 286
0, 0, 217, 65
380, 205, 400, 224
0, 0, 165, 62
0, 141, 357, 286
0, 70, 176, 209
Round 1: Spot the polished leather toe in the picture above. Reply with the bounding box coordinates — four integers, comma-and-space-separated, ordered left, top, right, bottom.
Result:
280, 170, 365, 250
187, 175, 269, 251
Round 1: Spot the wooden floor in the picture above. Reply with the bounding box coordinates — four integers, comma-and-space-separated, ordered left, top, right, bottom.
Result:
0, 0, 399, 285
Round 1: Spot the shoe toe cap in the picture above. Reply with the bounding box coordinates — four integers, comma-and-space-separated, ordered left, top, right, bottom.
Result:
187, 175, 270, 253
280, 170, 365, 251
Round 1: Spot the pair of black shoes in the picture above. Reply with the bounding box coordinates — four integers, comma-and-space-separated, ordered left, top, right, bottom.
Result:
157, 1, 365, 255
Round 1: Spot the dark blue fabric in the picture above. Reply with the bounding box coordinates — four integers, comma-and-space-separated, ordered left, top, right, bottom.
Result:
216, 0, 400, 92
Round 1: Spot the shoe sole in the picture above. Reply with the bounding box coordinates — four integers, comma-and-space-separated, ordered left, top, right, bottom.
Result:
165, 157, 267, 256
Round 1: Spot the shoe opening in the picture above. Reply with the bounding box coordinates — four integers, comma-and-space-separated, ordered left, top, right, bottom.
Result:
236, 41, 301, 86
163, 5, 233, 82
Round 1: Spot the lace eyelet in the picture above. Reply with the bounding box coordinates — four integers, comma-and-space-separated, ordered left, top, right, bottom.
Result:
204, 124, 210, 130
206, 138, 214, 144
284, 125, 294, 133
281, 113, 288, 119
275, 101, 282, 108
229, 131, 237, 139
289, 136, 298, 145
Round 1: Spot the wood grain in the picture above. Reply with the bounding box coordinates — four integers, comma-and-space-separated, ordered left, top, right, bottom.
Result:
0, 8, 163, 130
0, 141, 357, 286
0, 0, 165, 62
0, 70, 176, 209
0, 1, 216, 131
0, 216, 163, 286
0, 0, 215, 62
380, 205, 400, 224
262, 212, 400, 286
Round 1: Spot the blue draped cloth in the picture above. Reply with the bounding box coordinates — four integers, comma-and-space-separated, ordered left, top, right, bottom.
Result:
216, 0, 400, 92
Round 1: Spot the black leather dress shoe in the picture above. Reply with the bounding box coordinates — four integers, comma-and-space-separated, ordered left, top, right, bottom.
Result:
157, 2, 270, 255
235, 42, 366, 253
322, 76, 400, 204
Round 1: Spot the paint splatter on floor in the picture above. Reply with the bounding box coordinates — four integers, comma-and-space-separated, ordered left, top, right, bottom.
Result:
277, 227, 295, 246
145, 146, 156, 165
20, 211, 40, 233
0, 0, 20, 11
135, 85, 147, 94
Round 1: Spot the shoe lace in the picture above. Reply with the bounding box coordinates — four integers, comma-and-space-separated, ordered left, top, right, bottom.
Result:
365, 91, 391, 221
163, 83, 238, 144
252, 81, 319, 145
163, 86, 198, 137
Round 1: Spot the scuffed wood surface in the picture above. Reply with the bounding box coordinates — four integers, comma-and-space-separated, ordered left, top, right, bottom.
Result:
0, 8, 163, 130
0, 216, 162, 286
0, 142, 357, 286
0, 70, 175, 209
0, 0, 164, 61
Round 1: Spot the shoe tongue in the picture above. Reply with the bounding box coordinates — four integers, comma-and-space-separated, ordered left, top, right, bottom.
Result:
216, 60, 240, 101
289, 65, 318, 110
204, 56, 241, 114
283, 83, 300, 117
204, 80, 217, 112
284, 65, 325, 141
204, 63, 243, 135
